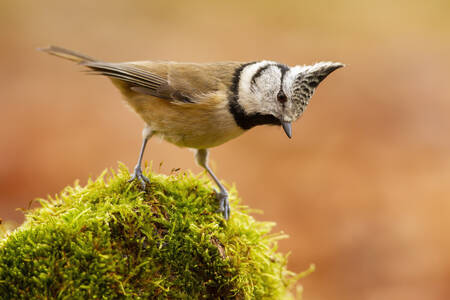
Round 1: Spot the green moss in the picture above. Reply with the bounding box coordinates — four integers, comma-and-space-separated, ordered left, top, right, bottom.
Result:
0, 165, 311, 299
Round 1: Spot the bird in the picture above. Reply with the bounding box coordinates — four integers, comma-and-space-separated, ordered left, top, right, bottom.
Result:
40, 46, 344, 220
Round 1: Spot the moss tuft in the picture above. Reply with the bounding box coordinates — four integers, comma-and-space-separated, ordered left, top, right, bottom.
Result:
0, 165, 310, 299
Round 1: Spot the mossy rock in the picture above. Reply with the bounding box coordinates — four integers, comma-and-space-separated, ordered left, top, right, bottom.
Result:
0, 166, 311, 299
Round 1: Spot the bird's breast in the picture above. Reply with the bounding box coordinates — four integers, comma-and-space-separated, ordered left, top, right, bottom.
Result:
126, 91, 245, 149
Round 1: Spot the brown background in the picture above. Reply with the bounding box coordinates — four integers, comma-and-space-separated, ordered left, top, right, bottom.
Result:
1, 1, 450, 299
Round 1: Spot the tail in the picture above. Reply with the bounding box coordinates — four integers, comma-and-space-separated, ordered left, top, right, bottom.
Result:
38, 46, 97, 63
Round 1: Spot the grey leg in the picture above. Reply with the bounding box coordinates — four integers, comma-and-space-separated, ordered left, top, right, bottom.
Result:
129, 126, 153, 188
195, 149, 230, 220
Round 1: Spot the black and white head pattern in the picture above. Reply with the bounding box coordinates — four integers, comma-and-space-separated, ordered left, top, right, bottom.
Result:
228, 60, 343, 130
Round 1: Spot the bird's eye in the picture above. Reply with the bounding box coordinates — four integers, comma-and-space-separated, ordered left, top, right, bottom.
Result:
277, 91, 287, 104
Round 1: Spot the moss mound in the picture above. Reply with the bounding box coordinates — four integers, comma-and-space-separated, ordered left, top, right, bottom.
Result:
0, 166, 310, 299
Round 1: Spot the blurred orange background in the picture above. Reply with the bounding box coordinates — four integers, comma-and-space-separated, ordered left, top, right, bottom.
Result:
1, 0, 450, 299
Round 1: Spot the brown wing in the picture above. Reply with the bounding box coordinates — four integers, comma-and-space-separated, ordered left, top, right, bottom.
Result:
84, 61, 196, 102
85, 61, 243, 104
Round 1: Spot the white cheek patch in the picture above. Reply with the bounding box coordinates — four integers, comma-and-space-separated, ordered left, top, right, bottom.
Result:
239, 61, 274, 95
238, 62, 284, 114
254, 66, 282, 113
257, 67, 282, 95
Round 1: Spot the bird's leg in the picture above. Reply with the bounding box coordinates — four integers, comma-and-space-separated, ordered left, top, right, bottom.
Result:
195, 149, 230, 220
129, 126, 153, 189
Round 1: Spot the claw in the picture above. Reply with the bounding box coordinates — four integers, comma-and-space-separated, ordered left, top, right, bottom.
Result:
215, 190, 230, 220
129, 167, 150, 189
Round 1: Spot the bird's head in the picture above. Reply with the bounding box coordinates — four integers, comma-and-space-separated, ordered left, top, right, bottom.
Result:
236, 61, 344, 138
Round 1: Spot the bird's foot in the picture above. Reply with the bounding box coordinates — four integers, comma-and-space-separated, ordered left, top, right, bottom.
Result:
129, 166, 150, 189
215, 190, 230, 220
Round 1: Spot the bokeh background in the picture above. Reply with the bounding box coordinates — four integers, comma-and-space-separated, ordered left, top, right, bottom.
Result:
1, 0, 450, 299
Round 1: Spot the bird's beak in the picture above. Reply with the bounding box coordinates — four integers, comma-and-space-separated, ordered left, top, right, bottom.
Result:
281, 121, 292, 139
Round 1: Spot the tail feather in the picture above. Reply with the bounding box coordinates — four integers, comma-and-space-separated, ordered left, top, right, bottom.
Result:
38, 46, 97, 63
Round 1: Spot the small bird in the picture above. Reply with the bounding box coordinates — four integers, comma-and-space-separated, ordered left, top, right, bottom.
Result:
40, 46, 343, 220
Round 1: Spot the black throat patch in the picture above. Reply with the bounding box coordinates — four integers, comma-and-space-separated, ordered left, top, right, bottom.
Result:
228, 62, 281, 130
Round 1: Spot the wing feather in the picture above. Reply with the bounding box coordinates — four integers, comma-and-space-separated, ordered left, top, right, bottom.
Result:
83, 60, 244, 104
83, 61, 190, 102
